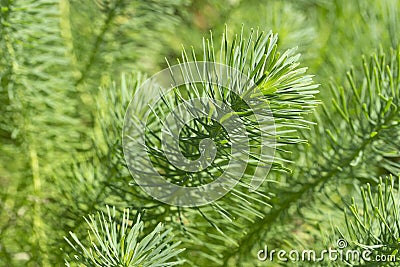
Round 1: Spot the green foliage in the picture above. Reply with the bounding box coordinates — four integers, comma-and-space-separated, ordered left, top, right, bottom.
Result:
121, 27, 318, 265
65, 206, 184, 267
210, 25, 400, 267
127, 27, 318, 188
1, 0, 400, 266
231, 43, 400, 267
339, 176, 400, 266
0, 0, 87, 265
0, 0, 186, 265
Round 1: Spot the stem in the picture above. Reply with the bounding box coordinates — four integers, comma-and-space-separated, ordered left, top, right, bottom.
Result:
30, 147, 50, 267
74, 0, 123, 87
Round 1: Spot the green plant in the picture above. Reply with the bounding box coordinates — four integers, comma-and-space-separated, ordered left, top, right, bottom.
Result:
1, 0, 400, 266
65, 206, 184, 267
338, 176, 400, 266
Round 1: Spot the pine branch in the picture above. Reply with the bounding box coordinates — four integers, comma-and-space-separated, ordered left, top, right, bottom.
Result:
57, 26, 318, 266
2, 1, 400, 266
221, 46, 400, 265
57, 74, 141, 235
338, 176, 400, 266
65, 206, 185, 267
118, 27, 318, 265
